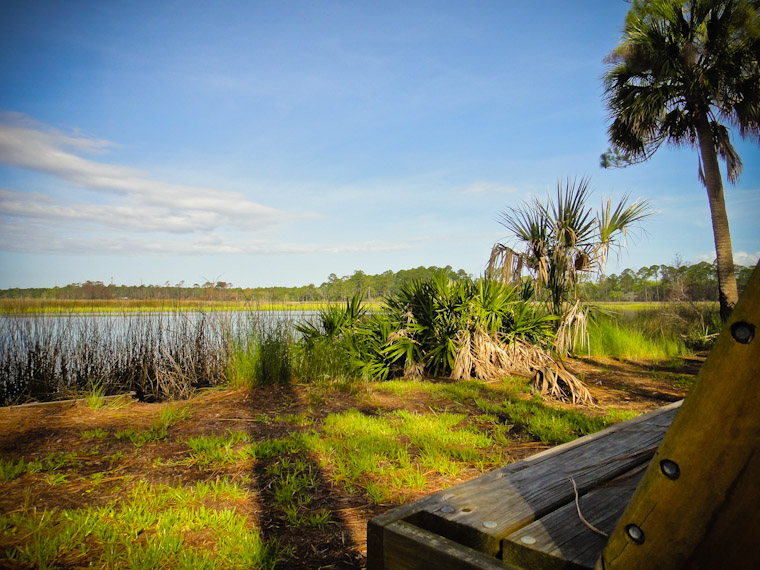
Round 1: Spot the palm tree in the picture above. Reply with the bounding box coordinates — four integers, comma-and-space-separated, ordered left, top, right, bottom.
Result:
602, 0, 760, 321
490, 177, 652, 352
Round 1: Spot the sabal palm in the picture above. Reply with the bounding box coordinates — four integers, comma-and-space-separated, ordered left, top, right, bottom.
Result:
603, 0, 760, 320
496, 177, 652, 318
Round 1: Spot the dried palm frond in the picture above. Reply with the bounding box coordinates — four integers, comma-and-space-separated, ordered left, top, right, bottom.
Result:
452, 330, 552, 380
403, 360, 424, 379
554, 300, 589, 355
451, 328, 595, 406
486, 243, 524, 285
452, 330, 473, 380
532, 363, 594, 406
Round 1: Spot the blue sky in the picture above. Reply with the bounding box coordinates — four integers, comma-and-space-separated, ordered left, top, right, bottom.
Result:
1, 0, 758, 289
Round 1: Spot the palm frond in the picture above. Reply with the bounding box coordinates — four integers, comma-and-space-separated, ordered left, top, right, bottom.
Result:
596, 194, 654, 272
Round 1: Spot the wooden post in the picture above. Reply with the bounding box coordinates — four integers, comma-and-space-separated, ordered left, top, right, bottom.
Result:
596, 263, 760, 570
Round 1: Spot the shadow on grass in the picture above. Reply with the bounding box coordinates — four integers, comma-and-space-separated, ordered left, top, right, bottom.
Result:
246, 382, 372, 570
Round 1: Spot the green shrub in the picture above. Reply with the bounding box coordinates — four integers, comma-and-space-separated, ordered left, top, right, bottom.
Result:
296, 278, 555, 382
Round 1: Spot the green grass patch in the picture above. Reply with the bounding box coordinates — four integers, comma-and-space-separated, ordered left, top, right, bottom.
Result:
81, 428, 109, 440
476, 396, 613, 444
186, 431, 249, 468
0, 458, 28, 482
0, 480, 289, 569
306, 408, 502, 502
606, 409, 641, 423
115, 404, 192, 447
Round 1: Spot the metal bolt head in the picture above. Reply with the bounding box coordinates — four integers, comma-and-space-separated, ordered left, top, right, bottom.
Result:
440, 506, 455, 514
483, 521, 497, 529
731, 321, 755, 344
660, 459, 680, 480
626, 523, 645, 545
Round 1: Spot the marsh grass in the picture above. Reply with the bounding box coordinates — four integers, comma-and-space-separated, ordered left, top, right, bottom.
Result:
225, 311, 301, 388
0, 298, 343, 315
0, 312, 234, 405
578, 315, 688, 361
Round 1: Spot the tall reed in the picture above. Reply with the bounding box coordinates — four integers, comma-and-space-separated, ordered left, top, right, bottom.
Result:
0, 312, 230, 405
578, 315, 688, 361
226, 311, 296, 387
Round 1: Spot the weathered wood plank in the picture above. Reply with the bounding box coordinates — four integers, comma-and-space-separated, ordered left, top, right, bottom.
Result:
501, 468, 645, 570
382, 520, 518, 570
367, 402, 679, 569
598, 263, 760, 570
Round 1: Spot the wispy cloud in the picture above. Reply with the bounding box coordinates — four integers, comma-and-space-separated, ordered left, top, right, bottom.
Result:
0, 114, 420, 257
693, 251, 760, 267
0, 223, 409, 257
0, 114, 302, 235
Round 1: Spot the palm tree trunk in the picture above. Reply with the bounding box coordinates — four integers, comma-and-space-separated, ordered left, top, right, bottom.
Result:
696, 116, 739, 321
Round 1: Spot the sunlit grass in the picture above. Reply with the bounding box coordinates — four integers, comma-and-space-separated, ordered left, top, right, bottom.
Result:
475, 396, 613, 444
303, 407, 504, 502
0, 298, 381, 315
0, 481, 289, 570
578, 316, 689, 361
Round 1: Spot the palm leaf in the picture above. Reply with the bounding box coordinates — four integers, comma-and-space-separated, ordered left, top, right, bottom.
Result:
597, 194, 653, 272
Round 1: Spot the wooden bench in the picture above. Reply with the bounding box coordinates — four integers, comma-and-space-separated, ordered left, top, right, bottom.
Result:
368, 264, 760, 570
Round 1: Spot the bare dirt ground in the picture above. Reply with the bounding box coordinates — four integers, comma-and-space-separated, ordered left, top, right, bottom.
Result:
0, 355, 701, 569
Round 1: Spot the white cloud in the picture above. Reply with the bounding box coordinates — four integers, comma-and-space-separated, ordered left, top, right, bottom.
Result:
0, 224, 409, 257
0, 114, 307, 237
693, 251, 760, 267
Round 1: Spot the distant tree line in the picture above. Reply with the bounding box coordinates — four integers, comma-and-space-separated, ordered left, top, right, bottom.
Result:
1, 261, 754, 304
578, 261, 755, 303
0, 265, 471, 303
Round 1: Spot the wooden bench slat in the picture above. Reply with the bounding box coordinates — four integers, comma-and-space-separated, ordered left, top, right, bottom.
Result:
382, 520, 519, 570
501, 468, 646, 570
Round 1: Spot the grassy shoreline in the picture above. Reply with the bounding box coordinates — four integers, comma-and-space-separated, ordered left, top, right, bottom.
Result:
0, 298, 718, 315
0, 299, 349, 315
